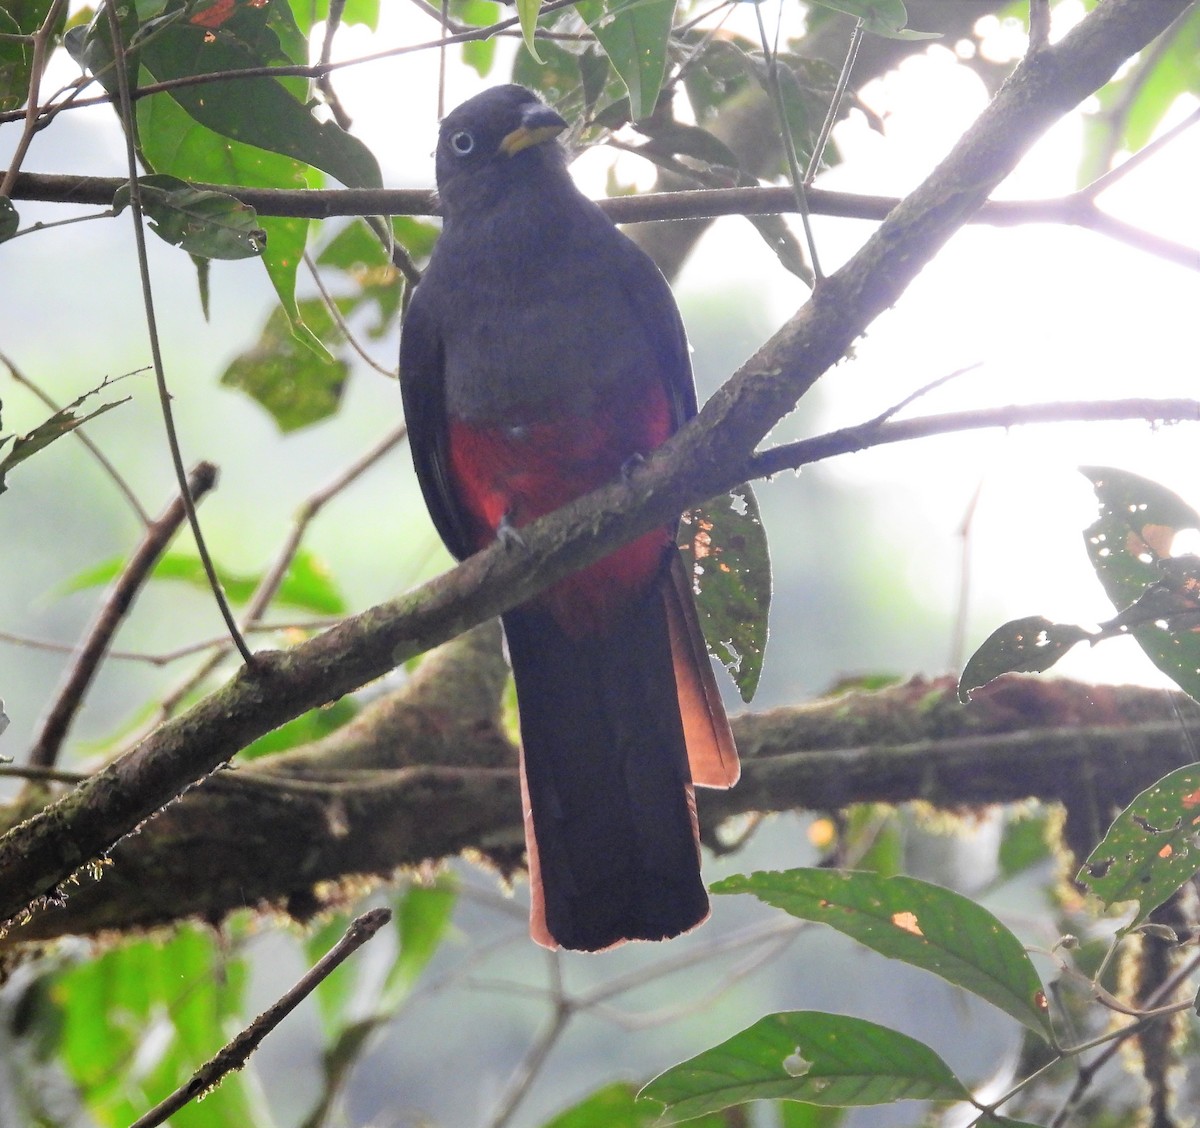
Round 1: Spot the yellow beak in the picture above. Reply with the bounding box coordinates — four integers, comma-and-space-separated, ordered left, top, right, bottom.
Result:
500, 105, 568, 156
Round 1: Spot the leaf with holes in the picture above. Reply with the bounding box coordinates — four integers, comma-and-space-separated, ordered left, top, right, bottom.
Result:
680, 483, 771, 702
113, 175, 265, 259
958, 615, 1089, 702
641, 1011, 968, 1120
1082, 466, 1200, 702
713, 869, 1051, 1038
1078, 763, 1200, 929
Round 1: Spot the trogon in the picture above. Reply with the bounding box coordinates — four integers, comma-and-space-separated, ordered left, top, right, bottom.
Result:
399, 84, 739, 952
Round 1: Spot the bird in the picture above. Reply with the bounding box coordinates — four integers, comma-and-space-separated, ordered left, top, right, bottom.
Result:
399, 84, 739, 952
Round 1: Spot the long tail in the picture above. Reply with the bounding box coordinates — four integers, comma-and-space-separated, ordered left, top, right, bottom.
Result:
505, 560, 736, 952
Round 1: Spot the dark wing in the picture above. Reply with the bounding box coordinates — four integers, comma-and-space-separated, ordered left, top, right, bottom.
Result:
399, 285, 474, 562
606, 228, 698, 430
606, 221, 741, 790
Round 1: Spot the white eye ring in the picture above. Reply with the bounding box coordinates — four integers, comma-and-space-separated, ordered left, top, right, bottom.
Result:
449, 130, 475, 156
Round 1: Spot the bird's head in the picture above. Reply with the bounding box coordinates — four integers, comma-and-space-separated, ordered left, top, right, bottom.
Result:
434, 85, 569, 216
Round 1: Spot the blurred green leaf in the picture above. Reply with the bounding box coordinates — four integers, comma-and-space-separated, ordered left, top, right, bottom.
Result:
543, 1081, 729, 1127
680, 483, 771, 702
0, 8, 29, 113
64, 547, 346, 614
0, 382, 128, 496
56, 926, 252, 1127
460, 0, 500, 75
578, 0, 674, 119
1079, 6, 1200, 184
779, 1101, 847, 1127
641, 1010, 968, 1119
113, 174, 265, 259
806, 0, 938, 39
1082, 466, 1200, 702
222, 299, 350, 430
287, 0, 379, 35
316, 219, 409, 337
241, 697, 358, 761
1078, 763, 1200, 929
713, 869, 1051, 1038
958, 615, 1089, 702
382, 875, 458, 1005
998, 811, 1054, 880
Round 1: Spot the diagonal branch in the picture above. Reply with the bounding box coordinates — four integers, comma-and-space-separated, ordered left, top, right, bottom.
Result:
0, 0, 1191, 930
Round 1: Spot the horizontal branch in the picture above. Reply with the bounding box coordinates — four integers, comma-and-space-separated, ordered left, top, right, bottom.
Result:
10, 172, 1198, 267
0, 0, 1189, 930
3, 664, 1189, 946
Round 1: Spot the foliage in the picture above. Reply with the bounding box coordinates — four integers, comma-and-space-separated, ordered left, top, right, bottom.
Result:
0, 0, 1198, 1126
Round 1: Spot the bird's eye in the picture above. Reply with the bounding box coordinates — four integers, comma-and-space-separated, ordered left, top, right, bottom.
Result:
449, 130, 475, 156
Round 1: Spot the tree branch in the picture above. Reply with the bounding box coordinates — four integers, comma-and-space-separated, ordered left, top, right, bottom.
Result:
0, 0, 1191, 931
3, 665, 1192, 946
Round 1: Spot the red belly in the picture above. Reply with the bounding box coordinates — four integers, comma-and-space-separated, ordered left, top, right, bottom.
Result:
447, 387, 674, 636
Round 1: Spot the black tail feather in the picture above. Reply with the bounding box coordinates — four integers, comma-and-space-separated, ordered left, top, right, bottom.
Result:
504, 583, 707, 952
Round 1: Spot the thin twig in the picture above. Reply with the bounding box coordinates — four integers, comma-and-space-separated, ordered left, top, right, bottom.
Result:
751, 397, 1200, 479
128, 907, 392, 1128
103, 0, 254, 666
26, 461, 217, 770
1078, 104, 1200, 199
805, 15, 864, 183
316, 0, 353, 131
0, 352, 151, 524
0, 619, 340, 666
152, 425, 407, 721
304, 251, 398, 378
752, 0, 822, 280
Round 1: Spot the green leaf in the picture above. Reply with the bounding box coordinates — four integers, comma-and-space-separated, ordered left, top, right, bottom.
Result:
543, 1081, 729, 1127
64, 547, 346, 614
0, 381, 128, 496
1078, 763, 1200, 929
680, 483, 771, 702
113, 174, 265, 259
135, 75, 321, 356
135, 2, 381, 191
55, 926, 251, 1127
805, 0, 938, 39
0, 196, 17, 241
515, 0, 544, 63
460, 0, 501, 74
641, 1011, 969, 1119
222, 299, 350, 430
713, 869, 1052, 1038
578, 0, 674, 120
779, 1102, 847, 1128
287, 0, 380, 35
1081, 466, 1200, 702
958, 615, 1089, 702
